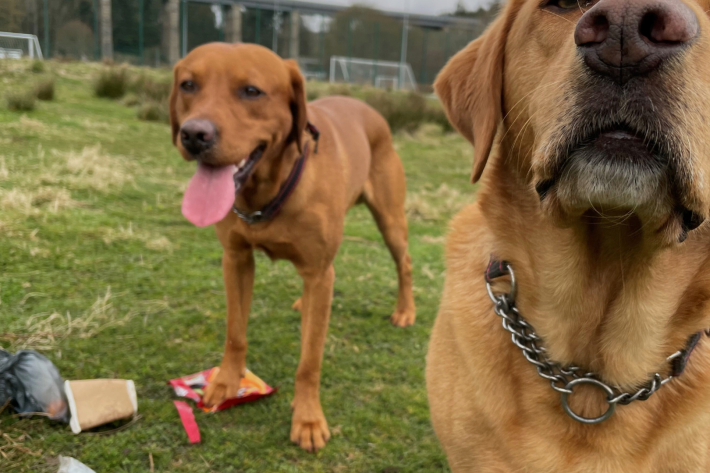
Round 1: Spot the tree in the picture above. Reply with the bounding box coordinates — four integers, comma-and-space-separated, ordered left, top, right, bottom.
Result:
449, 0, 501, 22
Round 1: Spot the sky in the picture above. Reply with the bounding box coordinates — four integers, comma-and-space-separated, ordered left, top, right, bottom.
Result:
302, 0, 497, 16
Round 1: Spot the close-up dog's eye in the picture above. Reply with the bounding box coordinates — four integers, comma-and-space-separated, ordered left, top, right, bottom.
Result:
241, 86, 264, 99
180, 80, 196, 93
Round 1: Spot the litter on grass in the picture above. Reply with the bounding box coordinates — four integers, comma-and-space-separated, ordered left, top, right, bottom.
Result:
0, 349, 68, 421
169, 367, 275, 412
57, 456, 96, 473
168, 367, 275, 443
65, 379, 138, 434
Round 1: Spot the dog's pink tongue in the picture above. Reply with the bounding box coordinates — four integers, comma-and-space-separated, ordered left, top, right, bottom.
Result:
182, 163, 236, 227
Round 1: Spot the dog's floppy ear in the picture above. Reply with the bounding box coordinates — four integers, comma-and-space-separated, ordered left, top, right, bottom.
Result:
169, 64, 181, 146
285, 59, 307, 153
434, 5, 513, 183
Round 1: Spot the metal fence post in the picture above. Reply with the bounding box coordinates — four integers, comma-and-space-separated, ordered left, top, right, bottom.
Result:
399, 6, 409, 90
100, 0, 113, 61
372, 22, 379, 86
94, 0, 100, 59
219, 4, 225, 42
319, 15, 325, 77
181, 0, 187, 57
272, 8, 278, 52
43, 0, 49, 58
255, 7, 261, 45
347, 18, 353, 62
286, 11, 291, 57
420, 28, 428, 86
138, 0, 144, 64
444, 29, 450, 61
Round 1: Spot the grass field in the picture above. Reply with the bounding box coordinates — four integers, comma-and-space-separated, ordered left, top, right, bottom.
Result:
0, 59, 474, 473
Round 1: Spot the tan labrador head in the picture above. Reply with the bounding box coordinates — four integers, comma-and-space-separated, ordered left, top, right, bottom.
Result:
169, 43, 306, 188
436, 0, 710, 244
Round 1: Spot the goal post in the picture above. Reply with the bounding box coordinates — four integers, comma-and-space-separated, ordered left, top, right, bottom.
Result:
329, 56, 417, 91
0, 33, 44, 60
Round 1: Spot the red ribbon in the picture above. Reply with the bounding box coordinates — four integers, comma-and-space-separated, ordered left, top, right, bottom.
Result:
173, 400, 201, 444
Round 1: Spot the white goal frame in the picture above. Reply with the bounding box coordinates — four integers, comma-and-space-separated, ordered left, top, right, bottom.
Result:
329, 56, 417, 91
0, 32, 44, 60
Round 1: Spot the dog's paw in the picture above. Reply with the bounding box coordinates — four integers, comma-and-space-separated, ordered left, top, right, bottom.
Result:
202, 368, 242, 407
291, 297, 303, 311
290, 401, 330, 452
390, 308, 416, 328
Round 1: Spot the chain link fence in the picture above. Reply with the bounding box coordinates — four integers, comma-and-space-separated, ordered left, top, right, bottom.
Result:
0, 0, 491, 88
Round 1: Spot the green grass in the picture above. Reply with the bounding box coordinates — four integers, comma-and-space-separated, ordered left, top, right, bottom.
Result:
0, 59, 475, 473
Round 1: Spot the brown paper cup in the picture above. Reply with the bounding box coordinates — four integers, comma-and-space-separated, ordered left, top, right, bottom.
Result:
65, 379, 137, 434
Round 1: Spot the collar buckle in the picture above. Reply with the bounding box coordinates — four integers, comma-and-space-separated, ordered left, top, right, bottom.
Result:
233, 208, 263, 225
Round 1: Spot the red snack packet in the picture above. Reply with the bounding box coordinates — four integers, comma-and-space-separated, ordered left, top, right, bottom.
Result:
168, 367, 275, 412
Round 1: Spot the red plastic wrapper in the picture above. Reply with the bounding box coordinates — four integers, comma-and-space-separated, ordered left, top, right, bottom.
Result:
168, 367, 275, 412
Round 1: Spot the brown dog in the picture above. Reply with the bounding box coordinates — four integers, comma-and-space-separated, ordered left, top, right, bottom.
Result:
428, 0, 710, 471
169, 43, 415, 452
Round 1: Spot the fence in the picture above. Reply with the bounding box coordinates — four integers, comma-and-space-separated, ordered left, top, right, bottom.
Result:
0, 0, 492, 88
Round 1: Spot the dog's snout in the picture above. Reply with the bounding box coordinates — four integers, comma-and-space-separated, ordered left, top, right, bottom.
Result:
575, 0, 698, 85
180, 119, 216, 155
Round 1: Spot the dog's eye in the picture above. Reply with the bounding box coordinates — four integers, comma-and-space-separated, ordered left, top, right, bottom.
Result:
180, 80, 196, 93
241, 86, 264, 99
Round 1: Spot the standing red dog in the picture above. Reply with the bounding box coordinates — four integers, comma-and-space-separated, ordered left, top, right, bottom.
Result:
170, 43, 416, 452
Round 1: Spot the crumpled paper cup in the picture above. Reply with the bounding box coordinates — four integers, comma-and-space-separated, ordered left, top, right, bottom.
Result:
64, 379, 137, 434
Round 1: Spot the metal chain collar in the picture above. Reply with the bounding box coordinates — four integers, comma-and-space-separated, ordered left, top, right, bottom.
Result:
485, 261, 684, 424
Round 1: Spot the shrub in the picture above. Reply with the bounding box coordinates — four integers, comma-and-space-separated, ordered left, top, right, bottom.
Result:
362, 90, 429, 133
306, 82, 454, 133
425, 101, 454, 133
94, 67, 129, 99
34, 77, 55, 101
30, 60, 45, 74
6, 91, 36, 112
121, 93, 140, 107
129, 74, 172, 102
137, 100, 169, 123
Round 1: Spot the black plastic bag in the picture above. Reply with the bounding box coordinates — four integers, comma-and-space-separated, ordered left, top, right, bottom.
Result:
0, 349, 68, 422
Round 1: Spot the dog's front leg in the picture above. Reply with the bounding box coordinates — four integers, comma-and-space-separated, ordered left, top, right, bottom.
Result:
290, 264, 335, 452
203, 249, 255, 407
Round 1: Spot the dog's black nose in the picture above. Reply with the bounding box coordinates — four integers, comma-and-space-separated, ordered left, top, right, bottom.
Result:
180, 119, 216, 155
575, 0, 698, 85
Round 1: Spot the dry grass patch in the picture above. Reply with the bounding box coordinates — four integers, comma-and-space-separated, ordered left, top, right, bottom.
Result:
420, 235, 446, 245
0, 288, 170, 351
47, 145, 132, 191
0, 431, 44, 471
0, 187, 77, 216
101, 222, 174, 252
406, 184, 472, 221
0, 158, 8, 180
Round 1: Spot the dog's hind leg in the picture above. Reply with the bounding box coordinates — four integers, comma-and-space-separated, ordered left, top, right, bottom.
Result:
203, 248, 255, 407
290, 264, 335, 452
363, 149, 416, 328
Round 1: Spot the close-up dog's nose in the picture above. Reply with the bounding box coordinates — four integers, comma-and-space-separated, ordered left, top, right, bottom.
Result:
180, 119, 216, 155
575, 0, 698, 85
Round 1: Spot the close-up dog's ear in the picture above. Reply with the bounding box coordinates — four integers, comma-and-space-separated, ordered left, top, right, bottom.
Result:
285, 59, 307, 153
169, 66, 180, 146
434, 5, 513, 183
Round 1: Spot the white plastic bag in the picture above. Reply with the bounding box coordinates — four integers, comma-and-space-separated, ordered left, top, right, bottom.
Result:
58, 456, 96, 473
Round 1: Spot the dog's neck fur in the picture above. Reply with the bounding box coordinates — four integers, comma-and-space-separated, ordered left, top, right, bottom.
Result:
478, 140, 710, 389
235, 136, 304, 213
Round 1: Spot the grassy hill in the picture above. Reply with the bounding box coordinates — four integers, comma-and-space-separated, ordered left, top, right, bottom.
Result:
0, 59, 474, 473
